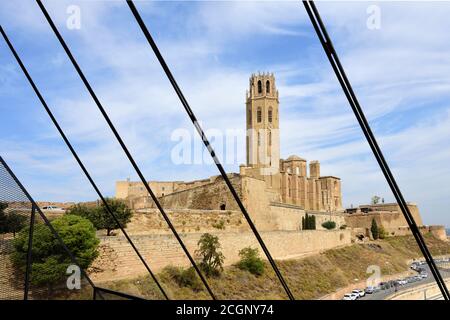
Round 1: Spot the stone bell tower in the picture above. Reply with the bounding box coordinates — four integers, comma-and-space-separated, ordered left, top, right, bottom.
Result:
246, 72, 280, 175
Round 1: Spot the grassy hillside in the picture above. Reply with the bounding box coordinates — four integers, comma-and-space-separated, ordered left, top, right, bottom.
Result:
95, 234, 450, 300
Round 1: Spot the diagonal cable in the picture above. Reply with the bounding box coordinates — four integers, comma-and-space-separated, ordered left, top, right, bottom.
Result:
0, 26, 168, 300
35, 0, 216, 300
0, 156, 104, 300
125, 0, 295, 300
302, 0, 449, 300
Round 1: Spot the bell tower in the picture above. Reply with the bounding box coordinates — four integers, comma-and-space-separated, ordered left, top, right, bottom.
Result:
246, 72, 280, 174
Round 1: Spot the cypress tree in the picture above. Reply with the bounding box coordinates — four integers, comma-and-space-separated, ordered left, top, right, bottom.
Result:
371, 218, 379, 240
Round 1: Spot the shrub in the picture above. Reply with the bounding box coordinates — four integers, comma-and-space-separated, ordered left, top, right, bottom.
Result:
322, 221, 336, 230
237, 247, 265, 276
163, 266, 203, 291
12, 215, 99, 292
378, 226, 388, 239
212, 219, 225, 230
69, 198, 132, 236
371, 218, 379, 240
195, 233, 224, 277
340, 224, 347, 230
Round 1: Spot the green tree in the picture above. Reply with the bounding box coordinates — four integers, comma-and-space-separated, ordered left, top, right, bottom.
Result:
67, 203, 96, 222
12, 215, 99, 292
195, 233, 224, 277
321, 220, 336, 230
371, 196, 381, 205
69, 198, 132, 236
371, 218, 379, 240
6, 212, 27, 237
0, 203, 27, 237
302, 214, 316, 230
310, 215, 316, 230
237, 247, 265, 276
0, 202, 9, 234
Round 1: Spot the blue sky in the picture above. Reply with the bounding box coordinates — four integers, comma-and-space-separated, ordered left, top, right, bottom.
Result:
1, 1, 450, 227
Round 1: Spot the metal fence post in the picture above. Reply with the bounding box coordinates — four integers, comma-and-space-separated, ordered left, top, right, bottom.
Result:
23, 204, 36, 300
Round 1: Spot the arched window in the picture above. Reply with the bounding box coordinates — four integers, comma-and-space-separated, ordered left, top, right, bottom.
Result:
268, 107, 273, 123
257, 80, 262, 93
248, 109, 252, 124
268, 130, 272, 146
266, 80, 270, 93
257, 132, 261, 146
257, 107, 262, 123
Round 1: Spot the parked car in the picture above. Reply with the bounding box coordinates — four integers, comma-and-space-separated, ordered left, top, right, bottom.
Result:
350, 292, 360, 300
42, 206, 65, 211
413, 275, 422, 281
407, 276, 420, 283
365, 286, 375, 294
420, 273, 428, 279
395, 279, 407, 286
352, 289, 365, 297
342, 293, 354, 300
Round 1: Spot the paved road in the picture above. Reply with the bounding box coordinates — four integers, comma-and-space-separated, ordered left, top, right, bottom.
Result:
359, 263, 450, 300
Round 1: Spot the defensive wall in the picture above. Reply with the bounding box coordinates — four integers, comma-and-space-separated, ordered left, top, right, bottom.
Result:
89, 229, 352, 282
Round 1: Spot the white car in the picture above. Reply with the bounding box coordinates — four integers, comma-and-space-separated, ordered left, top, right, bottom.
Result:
342, 293, 354, 300
420, 273, 428, 279
352, 289, 365, 297
42, 206, 65, 211
351, 292, 360, 300
343, 293, 358, 300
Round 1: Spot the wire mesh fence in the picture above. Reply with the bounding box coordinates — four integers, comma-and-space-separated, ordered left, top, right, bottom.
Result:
0, 158, 95, 300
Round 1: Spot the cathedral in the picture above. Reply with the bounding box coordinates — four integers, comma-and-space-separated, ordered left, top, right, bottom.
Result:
116, 73, 343, 213
240, 72, 343, 212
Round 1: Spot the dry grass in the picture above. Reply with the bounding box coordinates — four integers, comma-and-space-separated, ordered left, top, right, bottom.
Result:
95, 234, 450, 300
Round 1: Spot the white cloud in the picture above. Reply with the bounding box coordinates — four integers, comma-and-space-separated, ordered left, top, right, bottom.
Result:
1, 1, 450, 226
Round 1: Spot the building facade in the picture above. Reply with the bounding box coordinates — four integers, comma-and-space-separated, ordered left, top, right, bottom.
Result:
116, 72, 343, 213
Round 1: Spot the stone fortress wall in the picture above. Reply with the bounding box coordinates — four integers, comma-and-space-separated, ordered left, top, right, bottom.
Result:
90, 229, 351, 282
344, 203, 447, 241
